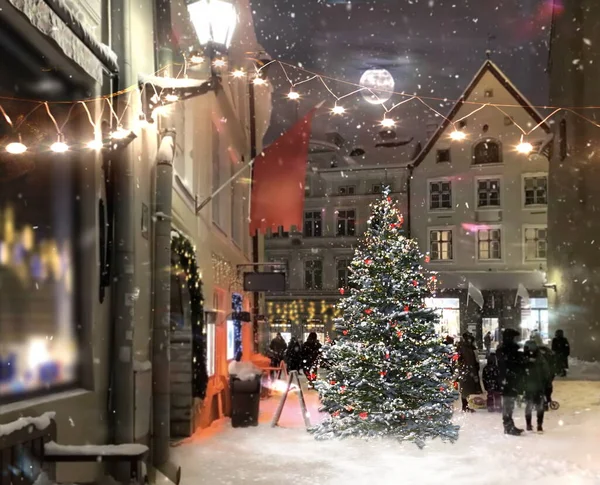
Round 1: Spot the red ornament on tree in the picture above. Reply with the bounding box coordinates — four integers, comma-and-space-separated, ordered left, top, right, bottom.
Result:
451, 353, 459, 362
439, 386, 444, 392
385, 352, 390, 359
332, 410, 340, 418
396, 330, 403, 338
403, 305, 409, 312
339, 288, 345, 295
412, 280, 418, 287
380, 370, 387, 377
359, 412, 369, 419
425, 255, 430, 263
365, 308, 372, 315
387, 196, 392, 202
406, 372, 413, 379
343, 330, 348, 336
340, 386, 347, 393
431, 275, 437, 282
365, 258, 373, 265
330, 380, 337, 386
399, 214, 404, 225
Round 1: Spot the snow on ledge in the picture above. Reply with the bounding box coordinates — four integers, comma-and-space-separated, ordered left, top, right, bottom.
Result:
45, 441, 148, 456
0, 411, 55, 437
229, 361, 262, 381
133, 360, 152, 372
139, 74, 210, 90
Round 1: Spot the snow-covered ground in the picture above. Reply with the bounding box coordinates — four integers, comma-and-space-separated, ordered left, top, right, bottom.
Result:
173, 361, 600, 485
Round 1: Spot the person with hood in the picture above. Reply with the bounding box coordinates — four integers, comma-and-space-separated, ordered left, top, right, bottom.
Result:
482, 351, 502, 412
484, 331, 492, 355
496, 328, 527, 435
302, 332, 322, 386
552, 329, 570, 377
527, 330, 555, 407
457, 333, 481, 412
269, 333, 288, 375
523, 339, 553, 432
285, 336, 303, 373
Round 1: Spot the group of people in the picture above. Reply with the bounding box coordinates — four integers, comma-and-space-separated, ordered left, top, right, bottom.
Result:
268, 332, 323, 385
456, 328, 571, 435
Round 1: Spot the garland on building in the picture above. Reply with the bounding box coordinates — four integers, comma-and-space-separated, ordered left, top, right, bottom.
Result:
171, 231, 208, 399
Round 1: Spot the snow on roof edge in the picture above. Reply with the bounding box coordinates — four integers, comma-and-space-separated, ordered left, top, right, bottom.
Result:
0, 411, 55, 437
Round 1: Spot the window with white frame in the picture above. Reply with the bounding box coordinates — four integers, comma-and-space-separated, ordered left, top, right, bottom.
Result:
524, 227, 548, 261
305, 260, 323, 290
430, 229, 453, 260
478, 228, 502, 260
336, 209, 356, 236
429, 181, 452, 210
524, 176, 548, 206
338, 185, 355, 196
477, 179, 501, 208
226, 320, 235, 360
336, 259, 351, 289
303, 211, 322, 237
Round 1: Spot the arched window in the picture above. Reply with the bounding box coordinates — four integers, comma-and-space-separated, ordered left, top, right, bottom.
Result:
473, 139, 502, 165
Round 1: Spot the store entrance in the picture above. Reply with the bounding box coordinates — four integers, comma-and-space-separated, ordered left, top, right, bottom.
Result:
425, 298, 461, 339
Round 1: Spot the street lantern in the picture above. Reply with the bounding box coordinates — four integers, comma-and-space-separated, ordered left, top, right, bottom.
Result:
187, 0, 238, 49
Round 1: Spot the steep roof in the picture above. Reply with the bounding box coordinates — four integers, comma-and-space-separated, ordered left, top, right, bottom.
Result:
412, 60, 550, 168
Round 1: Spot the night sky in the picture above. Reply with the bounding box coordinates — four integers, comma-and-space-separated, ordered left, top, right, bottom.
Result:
250, 0, 553, 147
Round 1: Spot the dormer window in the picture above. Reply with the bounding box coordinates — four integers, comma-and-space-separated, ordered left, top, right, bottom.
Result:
473, 139, 502, 165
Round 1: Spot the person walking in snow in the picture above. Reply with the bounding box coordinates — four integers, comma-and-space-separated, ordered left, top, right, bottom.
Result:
523, 339, 553, 432
527, 330, 555, 408
484, 331, 492, 356
269, 333, 287, 366
302, 332, 322, 387
285, 336, 303, 373
457, 333, 481, 412
482, 351, 502, 412
497, 328, 527, 435
552, 329, 570, 377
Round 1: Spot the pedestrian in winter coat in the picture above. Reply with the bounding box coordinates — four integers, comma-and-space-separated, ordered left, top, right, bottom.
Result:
523, 340, 553, 432
482, 352, 502, 412
285, 337, 303, 372
302, 332, 322, 385
497, 328, 527, 435
457, 333, 481, 412
484, 332, 492, 355
269, 333, 287, 366
552, 329, 570, 377
528, 331, 555, 408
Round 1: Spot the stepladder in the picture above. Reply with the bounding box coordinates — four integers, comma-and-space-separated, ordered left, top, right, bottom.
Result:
270, 370, 311, 429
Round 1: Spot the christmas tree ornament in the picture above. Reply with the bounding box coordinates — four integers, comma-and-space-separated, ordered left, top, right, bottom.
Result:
340, 288, 345, 295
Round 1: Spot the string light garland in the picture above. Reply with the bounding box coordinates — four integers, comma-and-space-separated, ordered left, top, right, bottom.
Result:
3, 56, 600, 155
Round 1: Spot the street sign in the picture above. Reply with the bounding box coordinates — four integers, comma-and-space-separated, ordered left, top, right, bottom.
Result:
243, 272, 286, 292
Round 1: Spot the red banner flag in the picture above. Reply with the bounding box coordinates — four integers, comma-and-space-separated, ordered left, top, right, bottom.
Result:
249, 107, 317, 235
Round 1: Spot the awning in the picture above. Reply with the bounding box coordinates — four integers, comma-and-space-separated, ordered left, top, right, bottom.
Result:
436, 271, 546, 291
2, 0, 119, 84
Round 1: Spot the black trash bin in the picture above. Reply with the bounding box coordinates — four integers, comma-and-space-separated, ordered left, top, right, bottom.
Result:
230, 374, 261, 428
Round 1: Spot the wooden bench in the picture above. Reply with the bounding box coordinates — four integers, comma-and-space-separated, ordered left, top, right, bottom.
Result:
0, 413, 148, 485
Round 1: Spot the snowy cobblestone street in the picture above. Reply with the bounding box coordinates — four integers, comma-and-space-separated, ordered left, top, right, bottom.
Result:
173, 374, 600, 485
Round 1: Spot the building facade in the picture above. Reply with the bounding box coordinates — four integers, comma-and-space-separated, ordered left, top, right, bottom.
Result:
264, 138, 414, 345
547, 0, 600, 361
0, 0, 270, 481
410, 61, 551, 346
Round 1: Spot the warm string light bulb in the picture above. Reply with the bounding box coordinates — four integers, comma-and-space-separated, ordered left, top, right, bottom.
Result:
331, 105, 345, 115
516, 141, 534, 154
5, 135, 27, 154
50, 134, 69, 153
231, 69, 245, 78
287, 90, 300, 100
110, 126, 130, 140
381, 117, 395, 128
213, 58, 226, 68
164, 93, 179, 103
87, 139, 103, 150
449, 130, 466, 141
253, 76, 266, 86
190, 55, 204, 64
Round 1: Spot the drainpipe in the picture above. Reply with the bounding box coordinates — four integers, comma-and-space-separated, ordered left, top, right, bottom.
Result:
406, 164, 413, 238
109, 0, 135, 450
151, 130, 181, 484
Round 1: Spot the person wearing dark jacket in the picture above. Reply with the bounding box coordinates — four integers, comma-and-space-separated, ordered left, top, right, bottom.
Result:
497, 328, 526, 435
523, 340, 553, 432
269, 333, 287, 367
484, 332, 492, 355
552, 329, 570, 377
457, 333, 481, 412
528, 330, 555, 408
302, 332, 322, 386
482, 351, 502, 412
285, 337, 303, 372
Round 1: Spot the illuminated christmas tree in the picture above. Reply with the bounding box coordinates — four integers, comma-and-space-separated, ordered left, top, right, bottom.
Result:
311, 187, 459, 448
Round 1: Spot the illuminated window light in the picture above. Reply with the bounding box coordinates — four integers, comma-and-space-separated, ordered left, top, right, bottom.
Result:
331, 105, 345, 115
449, 130, 466, 141
164, 93, 179, 103
381, 118, 395, 128
50, 135, 69, 153
5, 135, 27, 154
111, 126, 131, 140
287, 90, 300, 100
516, 141, 534, 154
231, 69, 245, 78
213, 58, 226, 68
253, 76, 266, 86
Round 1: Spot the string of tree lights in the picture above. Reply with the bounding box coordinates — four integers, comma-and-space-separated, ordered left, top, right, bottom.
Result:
2, 56, 600, 155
